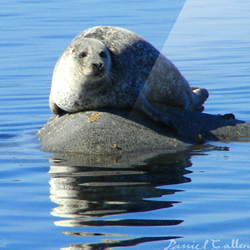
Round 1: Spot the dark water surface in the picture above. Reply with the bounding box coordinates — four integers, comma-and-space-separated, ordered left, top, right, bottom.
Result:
1, 0, 250, 249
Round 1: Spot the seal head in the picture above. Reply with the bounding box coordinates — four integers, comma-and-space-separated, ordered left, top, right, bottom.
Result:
50, 38, 111, 114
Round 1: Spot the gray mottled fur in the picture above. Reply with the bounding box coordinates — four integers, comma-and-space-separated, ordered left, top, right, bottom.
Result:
49, 26, 209, 130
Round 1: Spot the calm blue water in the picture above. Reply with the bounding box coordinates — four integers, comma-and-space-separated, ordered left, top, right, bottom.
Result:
1, 0, 250, 249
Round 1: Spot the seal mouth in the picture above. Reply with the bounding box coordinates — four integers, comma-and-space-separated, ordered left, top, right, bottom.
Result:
93, 67, 106, 78
91, 62, 106, 78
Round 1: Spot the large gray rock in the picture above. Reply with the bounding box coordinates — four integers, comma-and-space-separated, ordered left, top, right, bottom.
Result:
37, 104, 250, 154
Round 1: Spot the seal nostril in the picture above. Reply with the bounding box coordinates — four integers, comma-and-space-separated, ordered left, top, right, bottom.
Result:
93, 63, 103, 69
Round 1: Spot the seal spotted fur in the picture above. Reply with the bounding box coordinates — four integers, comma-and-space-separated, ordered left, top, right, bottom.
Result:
49, 26, 209, 130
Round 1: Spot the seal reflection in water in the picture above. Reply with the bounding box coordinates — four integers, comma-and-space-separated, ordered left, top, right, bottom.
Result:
49, 26, 209, 131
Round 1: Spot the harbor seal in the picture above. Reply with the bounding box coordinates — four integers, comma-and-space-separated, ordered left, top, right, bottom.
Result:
49, 26, 209, 130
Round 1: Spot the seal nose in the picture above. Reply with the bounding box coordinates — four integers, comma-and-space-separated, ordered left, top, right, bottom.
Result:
92, 62, 104, 70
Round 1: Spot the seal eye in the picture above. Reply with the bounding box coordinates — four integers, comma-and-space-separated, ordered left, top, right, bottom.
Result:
79, 52, 87, 58
100, 51, 107, 58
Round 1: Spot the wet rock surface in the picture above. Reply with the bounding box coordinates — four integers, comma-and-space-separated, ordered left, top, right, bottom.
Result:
37, 104, 250, 154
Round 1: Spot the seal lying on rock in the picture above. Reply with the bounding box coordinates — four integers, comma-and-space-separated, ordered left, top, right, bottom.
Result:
49, 26, 209, 130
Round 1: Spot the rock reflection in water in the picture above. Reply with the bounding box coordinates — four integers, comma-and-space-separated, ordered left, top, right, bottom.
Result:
48, 150, 194, 249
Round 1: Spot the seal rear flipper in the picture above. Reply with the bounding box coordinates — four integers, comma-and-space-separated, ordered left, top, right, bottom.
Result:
190, 87, 209, 112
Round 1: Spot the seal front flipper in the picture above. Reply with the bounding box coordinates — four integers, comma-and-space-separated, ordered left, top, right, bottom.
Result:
49, 93, 59, 115
134, 93, 178, 133
49, 93, 66, 116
